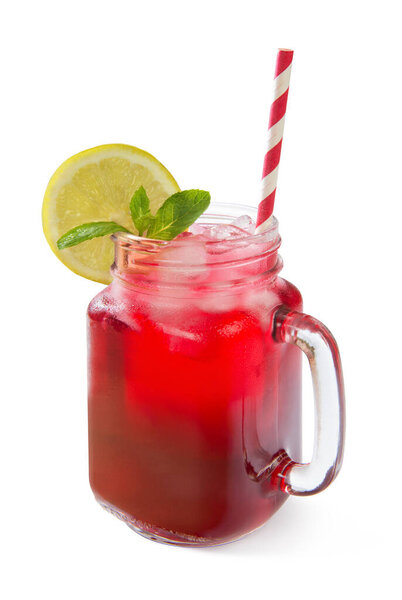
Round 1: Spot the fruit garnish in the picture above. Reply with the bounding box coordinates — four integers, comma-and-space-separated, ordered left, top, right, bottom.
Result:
43, 144, 181, 284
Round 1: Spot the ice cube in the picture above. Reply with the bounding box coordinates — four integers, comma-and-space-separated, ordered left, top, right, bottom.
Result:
161, 240, 207, 265
207, 224, 249, 241
156, 239, 208, 282
196, 292, 237, 313
189, 215, 255, 241
231, 215, 255, 234
188, 223, 209, 236
189, 223, 252, 241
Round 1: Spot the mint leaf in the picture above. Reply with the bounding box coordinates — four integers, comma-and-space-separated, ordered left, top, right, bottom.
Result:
56, 187, 211, 250
147, 190, 210, 240
129, 186, 154, 236
57, 222, 131, 249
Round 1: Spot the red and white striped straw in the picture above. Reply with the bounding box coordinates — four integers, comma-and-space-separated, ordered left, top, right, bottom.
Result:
256, 49, 294, 233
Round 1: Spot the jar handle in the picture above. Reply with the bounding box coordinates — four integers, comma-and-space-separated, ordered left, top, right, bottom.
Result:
273, 309, 345, 496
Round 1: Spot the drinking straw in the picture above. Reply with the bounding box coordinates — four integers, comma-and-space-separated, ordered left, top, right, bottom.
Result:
255, 49, 294, 233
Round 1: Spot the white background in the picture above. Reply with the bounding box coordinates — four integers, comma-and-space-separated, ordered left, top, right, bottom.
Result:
1, 1, 401, 598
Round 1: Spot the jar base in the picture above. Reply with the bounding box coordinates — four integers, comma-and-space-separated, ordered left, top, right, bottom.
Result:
95, 495, 254, 547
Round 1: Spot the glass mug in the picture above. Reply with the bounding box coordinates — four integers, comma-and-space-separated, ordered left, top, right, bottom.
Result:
87, 203, 345, 546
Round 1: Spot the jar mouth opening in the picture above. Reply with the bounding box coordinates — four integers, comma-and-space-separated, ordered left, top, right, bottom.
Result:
111, 203, 281, 286
111, 202, 279, 252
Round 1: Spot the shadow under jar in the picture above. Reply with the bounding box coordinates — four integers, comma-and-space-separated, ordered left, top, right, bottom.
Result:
87, 203, 345, 546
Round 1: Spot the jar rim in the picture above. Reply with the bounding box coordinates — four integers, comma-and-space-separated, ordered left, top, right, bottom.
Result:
111, 202, 279, 250
110, 202, 281, 290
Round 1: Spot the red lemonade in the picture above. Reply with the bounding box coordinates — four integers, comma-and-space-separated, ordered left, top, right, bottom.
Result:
88, 207, 303, 545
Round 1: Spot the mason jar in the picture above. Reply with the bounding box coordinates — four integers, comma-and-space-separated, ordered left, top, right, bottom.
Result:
87, 203, 345, 546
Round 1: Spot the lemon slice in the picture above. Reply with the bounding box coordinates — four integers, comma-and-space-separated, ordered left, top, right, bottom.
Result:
42, 144, 180, 284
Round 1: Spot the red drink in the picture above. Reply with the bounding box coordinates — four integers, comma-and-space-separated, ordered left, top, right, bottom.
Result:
88, 207, 304, 545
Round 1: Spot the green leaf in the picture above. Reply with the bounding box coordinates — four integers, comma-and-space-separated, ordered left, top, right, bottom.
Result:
129, 186, 154, 236
147, 190, 211, 240
57, 222, 131, 249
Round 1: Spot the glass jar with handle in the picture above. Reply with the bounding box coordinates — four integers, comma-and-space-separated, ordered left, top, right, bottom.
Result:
87, 203, 345, 546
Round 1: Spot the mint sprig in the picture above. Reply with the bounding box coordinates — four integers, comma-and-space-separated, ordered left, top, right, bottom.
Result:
57, 222, 131, 249
129, 186, 153, 236
56, 187, 211, 248
147, 190, 210, 241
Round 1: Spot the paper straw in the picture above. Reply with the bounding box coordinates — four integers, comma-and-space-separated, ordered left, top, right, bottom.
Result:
256, 49, 293, 233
